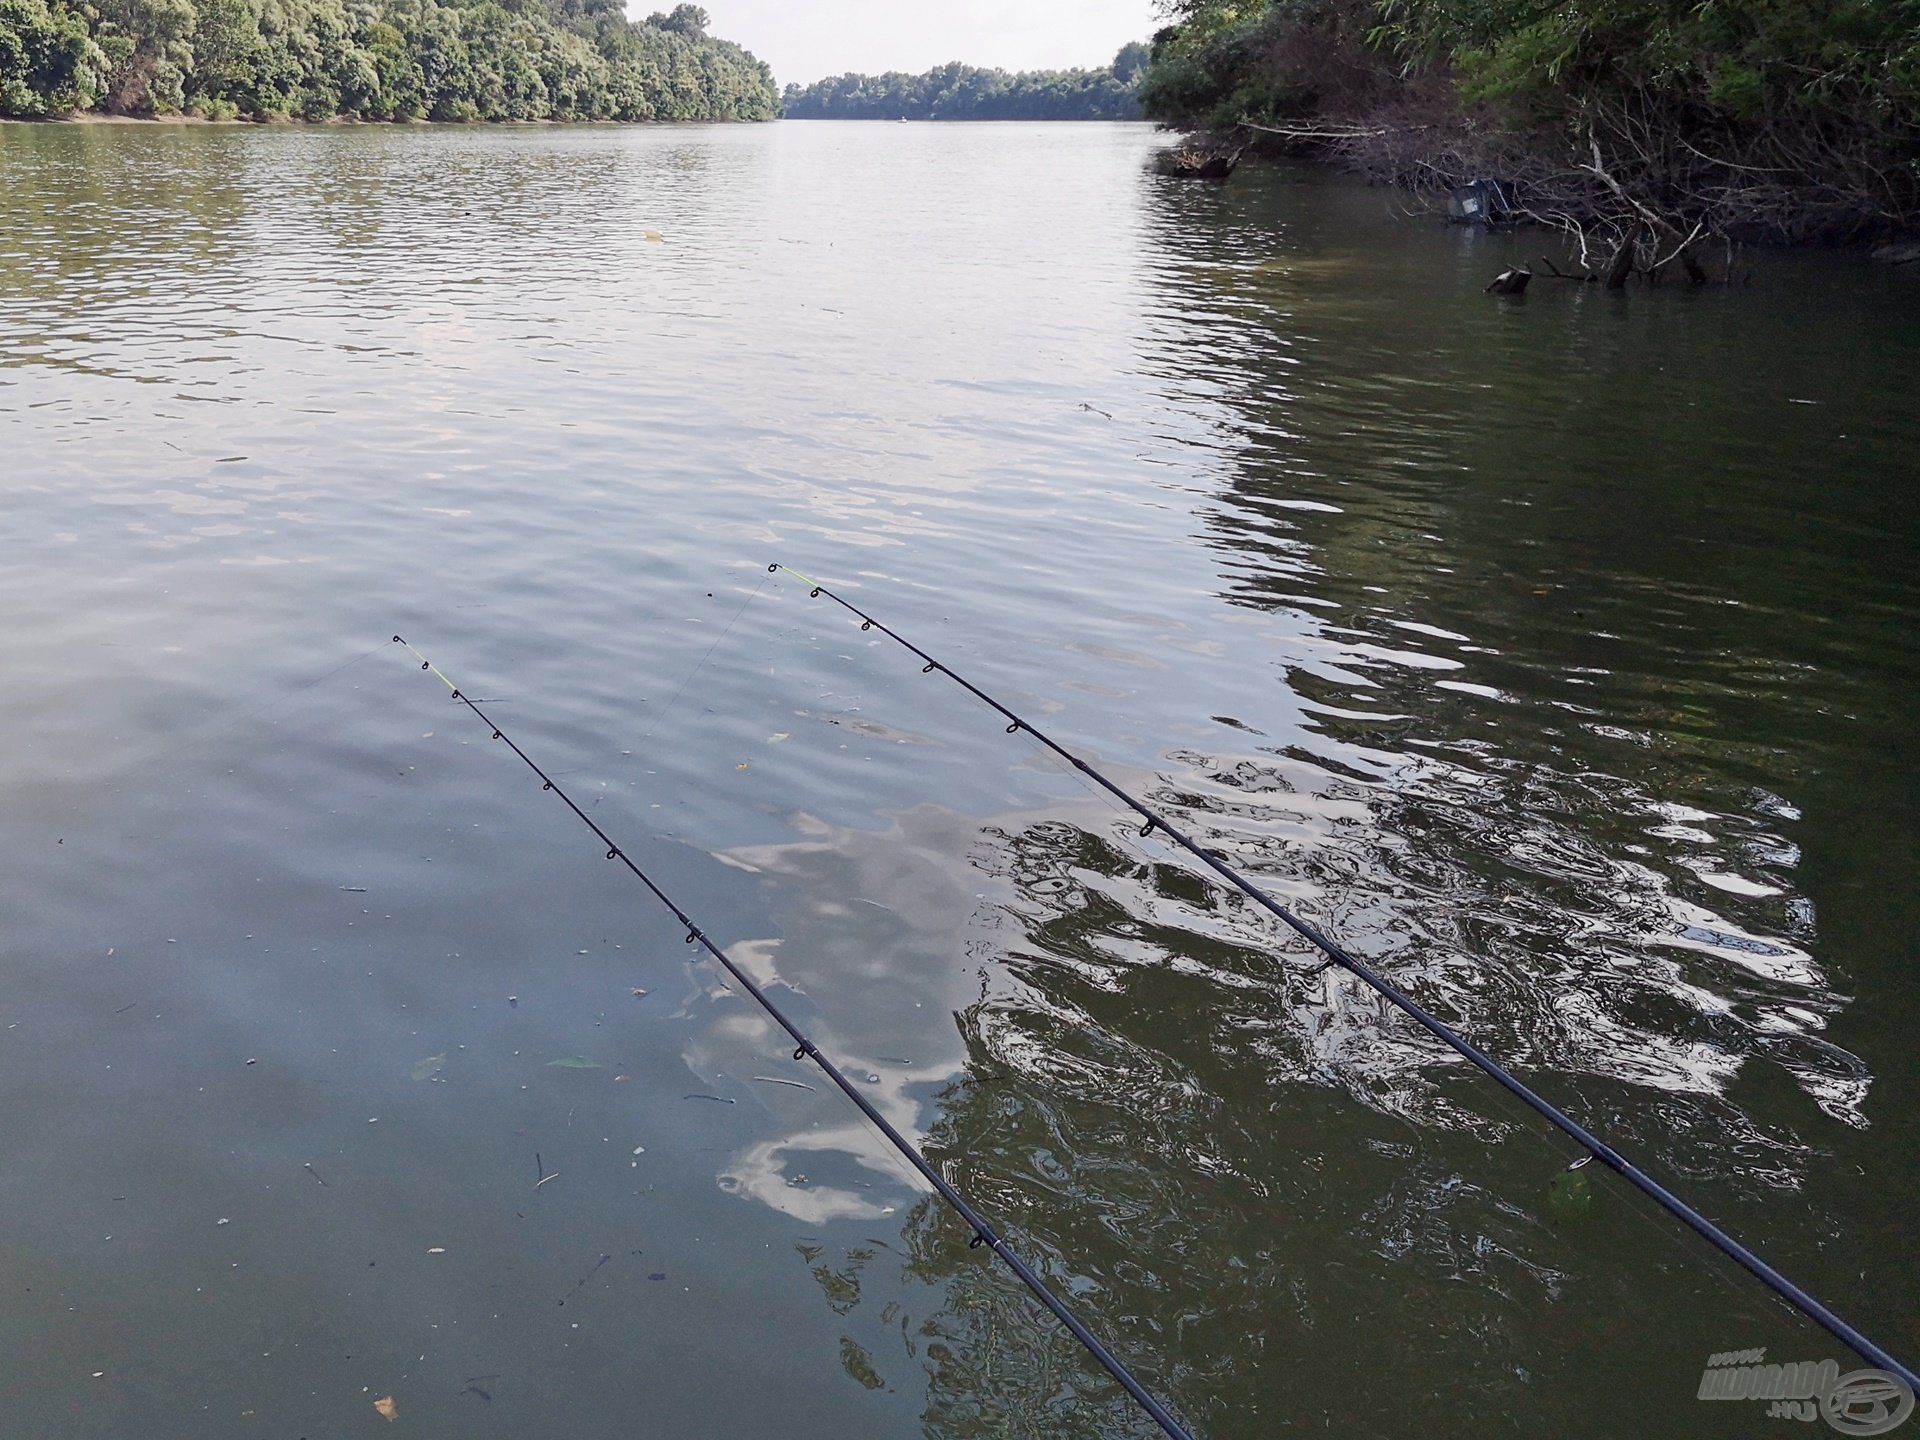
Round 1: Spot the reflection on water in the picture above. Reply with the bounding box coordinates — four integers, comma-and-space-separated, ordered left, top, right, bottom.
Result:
1, 120, 1916, 1438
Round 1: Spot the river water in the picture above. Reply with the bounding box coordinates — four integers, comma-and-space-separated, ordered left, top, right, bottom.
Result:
1, 119, 1915, 1438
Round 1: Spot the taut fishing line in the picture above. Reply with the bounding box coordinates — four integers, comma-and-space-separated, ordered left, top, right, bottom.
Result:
103, 638, 390, 792
765, 562, 1918, 1392
640, 567, 771, 746
389, 635, 1197, 1440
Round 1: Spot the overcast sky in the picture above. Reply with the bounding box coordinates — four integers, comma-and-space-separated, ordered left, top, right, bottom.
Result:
695, 0, 1162, 88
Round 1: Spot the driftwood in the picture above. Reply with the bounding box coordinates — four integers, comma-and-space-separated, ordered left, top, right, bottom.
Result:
1484, 267, 1532, 295
1157, 143, 1241, 180
1536, 257, 1592, 281
1602, 228, 1639, 289
1225, 87, 1919, 270
1237, 120, 1402, 142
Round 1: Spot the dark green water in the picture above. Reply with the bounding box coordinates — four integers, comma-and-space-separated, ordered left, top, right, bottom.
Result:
0, 119, 1915, 1438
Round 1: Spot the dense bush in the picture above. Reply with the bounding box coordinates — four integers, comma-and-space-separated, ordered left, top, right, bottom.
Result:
0, 0, 776, 119
1142, 0, 1920, 136
1141, 0, 1920, 241
782, 44, 1149, 121
1, 0, 109, 113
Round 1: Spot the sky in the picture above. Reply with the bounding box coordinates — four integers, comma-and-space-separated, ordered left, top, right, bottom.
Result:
693, 0, 1162, 89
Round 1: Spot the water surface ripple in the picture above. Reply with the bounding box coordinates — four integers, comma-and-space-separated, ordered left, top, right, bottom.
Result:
2, 120, 1916, 1438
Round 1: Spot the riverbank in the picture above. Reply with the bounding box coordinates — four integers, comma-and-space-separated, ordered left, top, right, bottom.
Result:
1142, 1, 1920, 266
0, 112, 754, 127
1234, 109, 1917, 256
0, 0, 775, 125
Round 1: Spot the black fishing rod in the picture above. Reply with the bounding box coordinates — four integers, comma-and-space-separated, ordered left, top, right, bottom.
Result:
766, 564, 1920, 1392
390, 636, 1196, 1440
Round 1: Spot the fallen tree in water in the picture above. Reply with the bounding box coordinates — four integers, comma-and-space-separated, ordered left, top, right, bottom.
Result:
1155, 137, 1243, 178
1142, 0, 1920, 256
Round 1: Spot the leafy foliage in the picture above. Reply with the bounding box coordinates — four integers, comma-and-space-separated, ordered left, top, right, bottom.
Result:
1, 0, 109, 113
1140, 0, 1920, 240
782, 45, 1146, 121
0, 0, 776, 119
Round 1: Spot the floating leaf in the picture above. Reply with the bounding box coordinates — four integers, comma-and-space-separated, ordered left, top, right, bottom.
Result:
839, 1337, 886, 1391
1547, 1165, 1594, 1225
373, 1395, 398, 1421
411, 1054, 446, 1082
548, 1056, 603, 1070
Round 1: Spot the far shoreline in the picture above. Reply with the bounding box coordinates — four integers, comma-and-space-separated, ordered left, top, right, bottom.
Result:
2, 112, 1146, 127
0, 112, 770, 127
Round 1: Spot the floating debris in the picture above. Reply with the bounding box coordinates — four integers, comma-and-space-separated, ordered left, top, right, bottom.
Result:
1548, 1159, 1595, 1225
558, 1252, 613, 1304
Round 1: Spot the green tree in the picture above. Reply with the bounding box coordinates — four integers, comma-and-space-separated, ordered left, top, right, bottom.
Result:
1, 0, 774, 119
648, 3, 702, 38
0, 0, 107, 113
782, 49, 1147, 120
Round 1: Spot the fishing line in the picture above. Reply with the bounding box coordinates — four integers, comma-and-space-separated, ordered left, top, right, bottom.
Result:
766, 563, 1919, 1391
536, 571, 771, 786
389, 635, 1196, 1440
641, 568, 771, 746
100, 638, 389, 792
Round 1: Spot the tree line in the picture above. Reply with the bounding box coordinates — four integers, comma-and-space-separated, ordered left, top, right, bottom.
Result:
781, 44, 1149, 121
0, 0, 776, 121
1139, 0, 1920, 245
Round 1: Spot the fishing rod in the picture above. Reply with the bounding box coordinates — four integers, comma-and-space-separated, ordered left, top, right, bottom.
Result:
389, 635, 1197, 1440
766, 564, 1920, 1392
